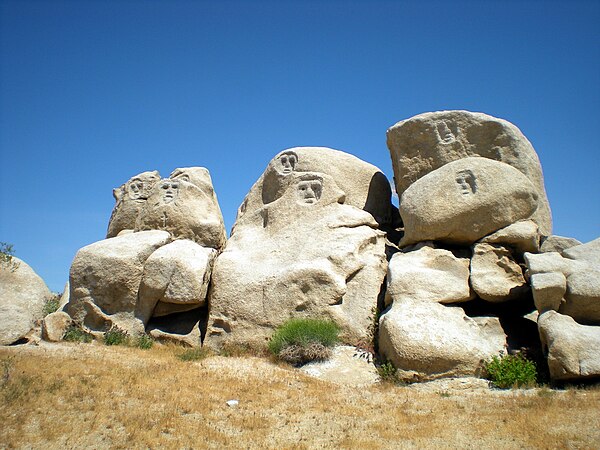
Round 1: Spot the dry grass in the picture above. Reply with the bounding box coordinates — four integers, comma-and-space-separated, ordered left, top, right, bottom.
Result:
1, 342, 599, 449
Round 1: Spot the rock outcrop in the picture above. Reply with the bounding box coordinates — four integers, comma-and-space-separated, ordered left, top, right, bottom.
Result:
207, 148, 390, 349
0, 257, 52, 345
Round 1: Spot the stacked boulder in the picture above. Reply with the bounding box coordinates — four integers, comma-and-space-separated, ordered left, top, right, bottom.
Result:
379, 111, 553, 381
206, 147, 395, 349
66, 167, 226, 345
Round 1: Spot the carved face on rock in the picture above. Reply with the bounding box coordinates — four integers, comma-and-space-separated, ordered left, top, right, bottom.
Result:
455, 169, 477, 195
160, 180, 180, 203
435, 121, 456, 144
276, 151, 298, 175
296, 178, 323, 204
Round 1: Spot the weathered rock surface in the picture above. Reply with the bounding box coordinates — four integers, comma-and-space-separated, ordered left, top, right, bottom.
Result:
0, 257, 52, 345
136, 240, 216, 324
136, 167, 227, 249
207, 150, 390, 349
378, 298, 506, 381
301, 345, 379, 386
538, 311, 600, 381
525, 240, 600, 325
470, 243, 528, 302
480, 220, 540, 254
385, 245, 473, 306
42, 311, 72, 342
387, 110, 552, 235
107, 171, 161, 238
400, 157, 539, 246
540, 235, 582, 254
67, 231, 171, 334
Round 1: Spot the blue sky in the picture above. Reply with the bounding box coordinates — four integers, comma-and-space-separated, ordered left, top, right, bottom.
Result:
1, 0, 598, 292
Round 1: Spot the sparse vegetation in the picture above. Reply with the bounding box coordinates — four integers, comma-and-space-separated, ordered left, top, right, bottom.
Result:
63, 325, 92, 343
268, 318, 340, 365
177, 347, 212, 361
0, 242, 20, 272
377, 360, 401, 383
485, 353, 538, 389
103, 327, 129, 346
135, 334, 154, 350
42, 294, 61, 316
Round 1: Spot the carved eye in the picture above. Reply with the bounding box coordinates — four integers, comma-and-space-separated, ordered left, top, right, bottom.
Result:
172, 183, 179, 189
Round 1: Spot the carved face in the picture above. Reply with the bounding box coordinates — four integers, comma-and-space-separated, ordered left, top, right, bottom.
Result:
436, 121, 456, 144
455, 169, 477, 195
127, 179, 145, 200
297, 179, 322, 204
277, 152, 298, 175
160, 180, 180, 203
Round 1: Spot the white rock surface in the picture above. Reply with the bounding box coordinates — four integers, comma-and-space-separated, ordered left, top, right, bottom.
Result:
67, 231, 171, 334
470, 243, 528, 302
540, 235, 582, 254
387, 110, 552, 235
301, 345, 380, 386
538, 311, 600, 381
378, 298, 506, 381
136, 239, 216, 324
0, 257, 52, 345
400, 157, 539, 246
386, 245, 473, 306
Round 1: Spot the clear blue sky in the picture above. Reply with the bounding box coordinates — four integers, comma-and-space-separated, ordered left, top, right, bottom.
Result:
1, 0, 598, 292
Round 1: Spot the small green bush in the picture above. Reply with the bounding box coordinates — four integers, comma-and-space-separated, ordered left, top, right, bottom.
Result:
135, 334, 154, 350
42, 294, 61, 316
268, 318, 340, 365
177, 347, 212, 361
0, 242, 20, 272
485, 353, 538, 389
104, 327, 128, 346
377, 360, 398, 382
63, 326, 92, 343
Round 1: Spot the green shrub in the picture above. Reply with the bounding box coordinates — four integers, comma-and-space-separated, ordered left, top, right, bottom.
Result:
485, 353, 538, 389
103, 327, 128, 346
135, 334, 154, 350
177, 347, 212, 361
63, 326, 92, 343
42, 294, 61, 316
376, 360, 402, 383
0, 242, 20, 272
268, 318, 340, 365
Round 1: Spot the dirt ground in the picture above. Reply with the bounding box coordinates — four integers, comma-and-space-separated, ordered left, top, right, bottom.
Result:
1, 341, 599, 449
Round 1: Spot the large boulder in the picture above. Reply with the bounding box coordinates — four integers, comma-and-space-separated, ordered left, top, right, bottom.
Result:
387, 110, 552, 235
538, 311, 600, 381
107, 170, 161, 238
207, 149, 391, 349
67, 231, 171, 334
136, 167, 227, 249
540, 235, 582, 254
480, 220, 540, 254
470, 243, 528, 303
0, 257, 52, 345
400, 157, 539, 246
385, 245, 473, 306
378, 298, 506, 381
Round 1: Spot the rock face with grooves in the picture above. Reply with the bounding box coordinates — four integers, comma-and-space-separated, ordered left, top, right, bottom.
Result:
387, 110, 552, 235
399, 157, 539, 246
0, 257, 52, 345
207, 148, 391, 349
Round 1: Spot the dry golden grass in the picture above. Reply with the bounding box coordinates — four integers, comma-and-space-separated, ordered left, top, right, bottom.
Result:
1, 342, 599, 449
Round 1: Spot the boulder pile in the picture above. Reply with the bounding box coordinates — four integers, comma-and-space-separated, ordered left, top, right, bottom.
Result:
3, 110, 597, 384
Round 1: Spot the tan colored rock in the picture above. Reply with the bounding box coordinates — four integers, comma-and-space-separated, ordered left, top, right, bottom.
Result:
136, 167, 226, 249
107, 171, 161, 238
387, 110, 552, 235
540, 235, 582, 254
0, 257, 52, 345
470, 243, 528, 302
386, 245, 473, 306
538, 310, 600, 381
67, 231, 171, 334
480, 220, 540, 254
530, 272, 566, 312
207, 168, 387, 349
42, 311, 72, 342
378, 298, 506, 381
562, 237, 600, 264
136, 240, 216, 324
400, 158, 539, 246
301, 345, 379, 386
235, 147, 396, 230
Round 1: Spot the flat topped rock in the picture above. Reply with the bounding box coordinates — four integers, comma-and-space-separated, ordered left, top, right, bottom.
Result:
387, 110, 552, 235
301, 346, 380, 387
